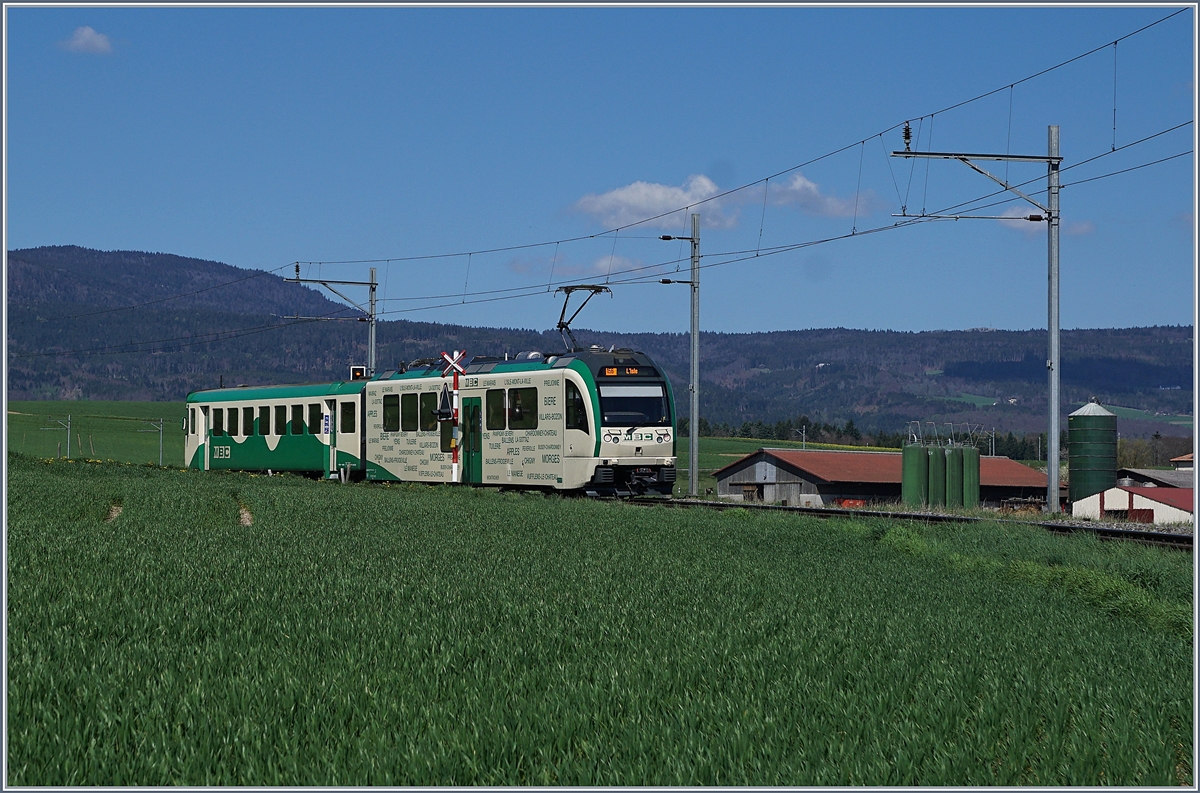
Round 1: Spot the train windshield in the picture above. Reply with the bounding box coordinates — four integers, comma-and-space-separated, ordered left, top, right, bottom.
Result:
598, 385, 671, 427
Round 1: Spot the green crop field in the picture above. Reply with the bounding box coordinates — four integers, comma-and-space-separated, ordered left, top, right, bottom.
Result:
8, 452, 1192, 785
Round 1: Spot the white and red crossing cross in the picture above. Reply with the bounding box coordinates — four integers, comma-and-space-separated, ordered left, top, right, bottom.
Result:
440, 349, 467, 378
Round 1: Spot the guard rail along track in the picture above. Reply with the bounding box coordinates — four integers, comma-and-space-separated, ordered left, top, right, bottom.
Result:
625, 497, 1194, 552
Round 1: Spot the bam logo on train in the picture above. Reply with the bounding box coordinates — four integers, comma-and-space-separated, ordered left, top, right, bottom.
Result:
184, 347, 677, 496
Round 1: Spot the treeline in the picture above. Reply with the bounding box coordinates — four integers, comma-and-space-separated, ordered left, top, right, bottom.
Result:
680, 415, 894, 447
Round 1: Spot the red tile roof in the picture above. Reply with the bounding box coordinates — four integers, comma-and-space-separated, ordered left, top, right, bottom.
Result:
1120, 486, 1194, 512
715, 448, 1047, 488
979, 456, 1050, 487
1171, 453, 1193, 463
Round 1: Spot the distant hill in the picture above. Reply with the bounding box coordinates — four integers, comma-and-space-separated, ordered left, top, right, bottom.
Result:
6, 246, 1193, 438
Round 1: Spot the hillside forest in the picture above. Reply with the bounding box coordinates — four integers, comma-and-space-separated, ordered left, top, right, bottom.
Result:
7, 246, 1193, 445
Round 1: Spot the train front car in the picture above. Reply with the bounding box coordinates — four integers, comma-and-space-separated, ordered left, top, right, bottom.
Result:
579, 348, 677, 496
361, 346, 677, 495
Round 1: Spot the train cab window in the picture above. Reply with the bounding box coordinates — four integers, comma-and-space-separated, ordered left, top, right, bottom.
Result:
565, 380, 589, 434
508, 387, 538, 430
400, 394, 417, 432
485, 389, 506, 430
383, 395, 400, 432
291, 405, 305, 435
189, 408, 196, 435
243, 407, 255, 436
598, 385, 670, 427
212, 408, 225, 436
308, 404, 322, 435
274, 406, 286, 436
259, 406, 271, 436
340, 401, 356, 434
440, 417, 454, 452
419, 393, 437, 432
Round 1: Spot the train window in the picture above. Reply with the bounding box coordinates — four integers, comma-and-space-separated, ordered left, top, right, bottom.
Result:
507, 387, 538, 430
229, 407, 240, 436
485, 389, 506, 430
340, 401, 356, 434
440, 417, 453, 452
259, 406, 271, 436
565, 380, 589, 434
400, 394, 417, 432
212, 408, 225, 436
291, 405, 305, 435
189, 408, 195, 435
274, 405, 286, 436
383, 395, 400, 432
308, 404, 322, 435
419, 393, 437, 432
599, 385, 670, 427
243, 407, 255, 436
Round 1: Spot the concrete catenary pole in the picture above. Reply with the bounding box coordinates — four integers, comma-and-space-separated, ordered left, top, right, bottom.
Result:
689, 213, 700, 497
1047, 126, 1061, 512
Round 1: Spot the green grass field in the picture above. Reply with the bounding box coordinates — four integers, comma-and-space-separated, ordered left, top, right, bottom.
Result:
7, 453, 1192, 785
7, 400, 186, 465
1080, 402, 1194, 428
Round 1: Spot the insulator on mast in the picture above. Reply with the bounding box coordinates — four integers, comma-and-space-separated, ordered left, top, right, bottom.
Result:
903, 122, 912, 152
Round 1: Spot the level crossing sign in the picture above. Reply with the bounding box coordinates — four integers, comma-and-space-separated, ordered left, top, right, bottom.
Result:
441, 350, 467, 377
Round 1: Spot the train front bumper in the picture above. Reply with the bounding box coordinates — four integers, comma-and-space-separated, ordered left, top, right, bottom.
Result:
586, 458, 676, 496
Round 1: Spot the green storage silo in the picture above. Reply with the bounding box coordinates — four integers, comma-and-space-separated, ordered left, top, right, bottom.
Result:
962, 446, 980, 509
945, 446, 964, 508
927, 447, 946, 507
1068, 401, 1117, 503
902, 444, 928, 506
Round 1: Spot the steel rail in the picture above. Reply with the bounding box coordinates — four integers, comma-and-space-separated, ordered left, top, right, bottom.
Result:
625, 497, 1194, 552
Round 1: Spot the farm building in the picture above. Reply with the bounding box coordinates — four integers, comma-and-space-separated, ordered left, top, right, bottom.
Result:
1071, 486, 1194, 525
1170, 453, 1193, 470
1116, 467, 1193, 489
713, 448, 1048, 507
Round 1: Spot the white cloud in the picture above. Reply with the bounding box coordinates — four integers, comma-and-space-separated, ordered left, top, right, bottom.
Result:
771, 173, 862, 217
60, 26, 112, 54
507, 253, 641, 280
574, 174, 738, 230
998, 205, 1046, 236
1066, 220, 1095, 236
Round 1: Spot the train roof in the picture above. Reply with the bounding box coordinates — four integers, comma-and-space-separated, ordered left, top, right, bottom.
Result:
186, 347, 665, 403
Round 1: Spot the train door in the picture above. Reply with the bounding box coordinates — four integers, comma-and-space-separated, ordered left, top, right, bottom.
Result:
200, 405, 210, 471
461, 397, 482, 483
564, 376, 592, 457
325, 399, 337, 479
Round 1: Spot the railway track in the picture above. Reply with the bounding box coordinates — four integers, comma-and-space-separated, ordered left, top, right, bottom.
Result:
626, 497, 1194, 552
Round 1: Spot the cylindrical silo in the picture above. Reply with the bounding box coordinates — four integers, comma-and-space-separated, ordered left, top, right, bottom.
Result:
927, 446, 946, 507
962, 446, 980, 509
945, 446, 964, 508
902, 444, 928, 507
1068, 401, 1117, 503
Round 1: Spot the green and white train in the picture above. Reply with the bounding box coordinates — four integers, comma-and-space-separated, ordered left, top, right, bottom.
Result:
184, 347, 677, 496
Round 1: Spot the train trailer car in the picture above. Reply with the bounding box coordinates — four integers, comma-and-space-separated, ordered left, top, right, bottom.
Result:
184, 381, 369, 479
184, 346, 677, 496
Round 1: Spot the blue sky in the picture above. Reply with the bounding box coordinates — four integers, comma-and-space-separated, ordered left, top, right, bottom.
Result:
5, 6, 1195, 335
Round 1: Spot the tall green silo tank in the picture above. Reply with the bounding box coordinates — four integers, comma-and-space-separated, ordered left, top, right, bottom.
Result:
902, 444, 928, 506
945, 446, 964, 508
1068, 401, 1117, 503
927, 447, 946, 507
962, 446, 981, 509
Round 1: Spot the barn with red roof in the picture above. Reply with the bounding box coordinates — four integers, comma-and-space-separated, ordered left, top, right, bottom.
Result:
713, 448, 1049, 507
